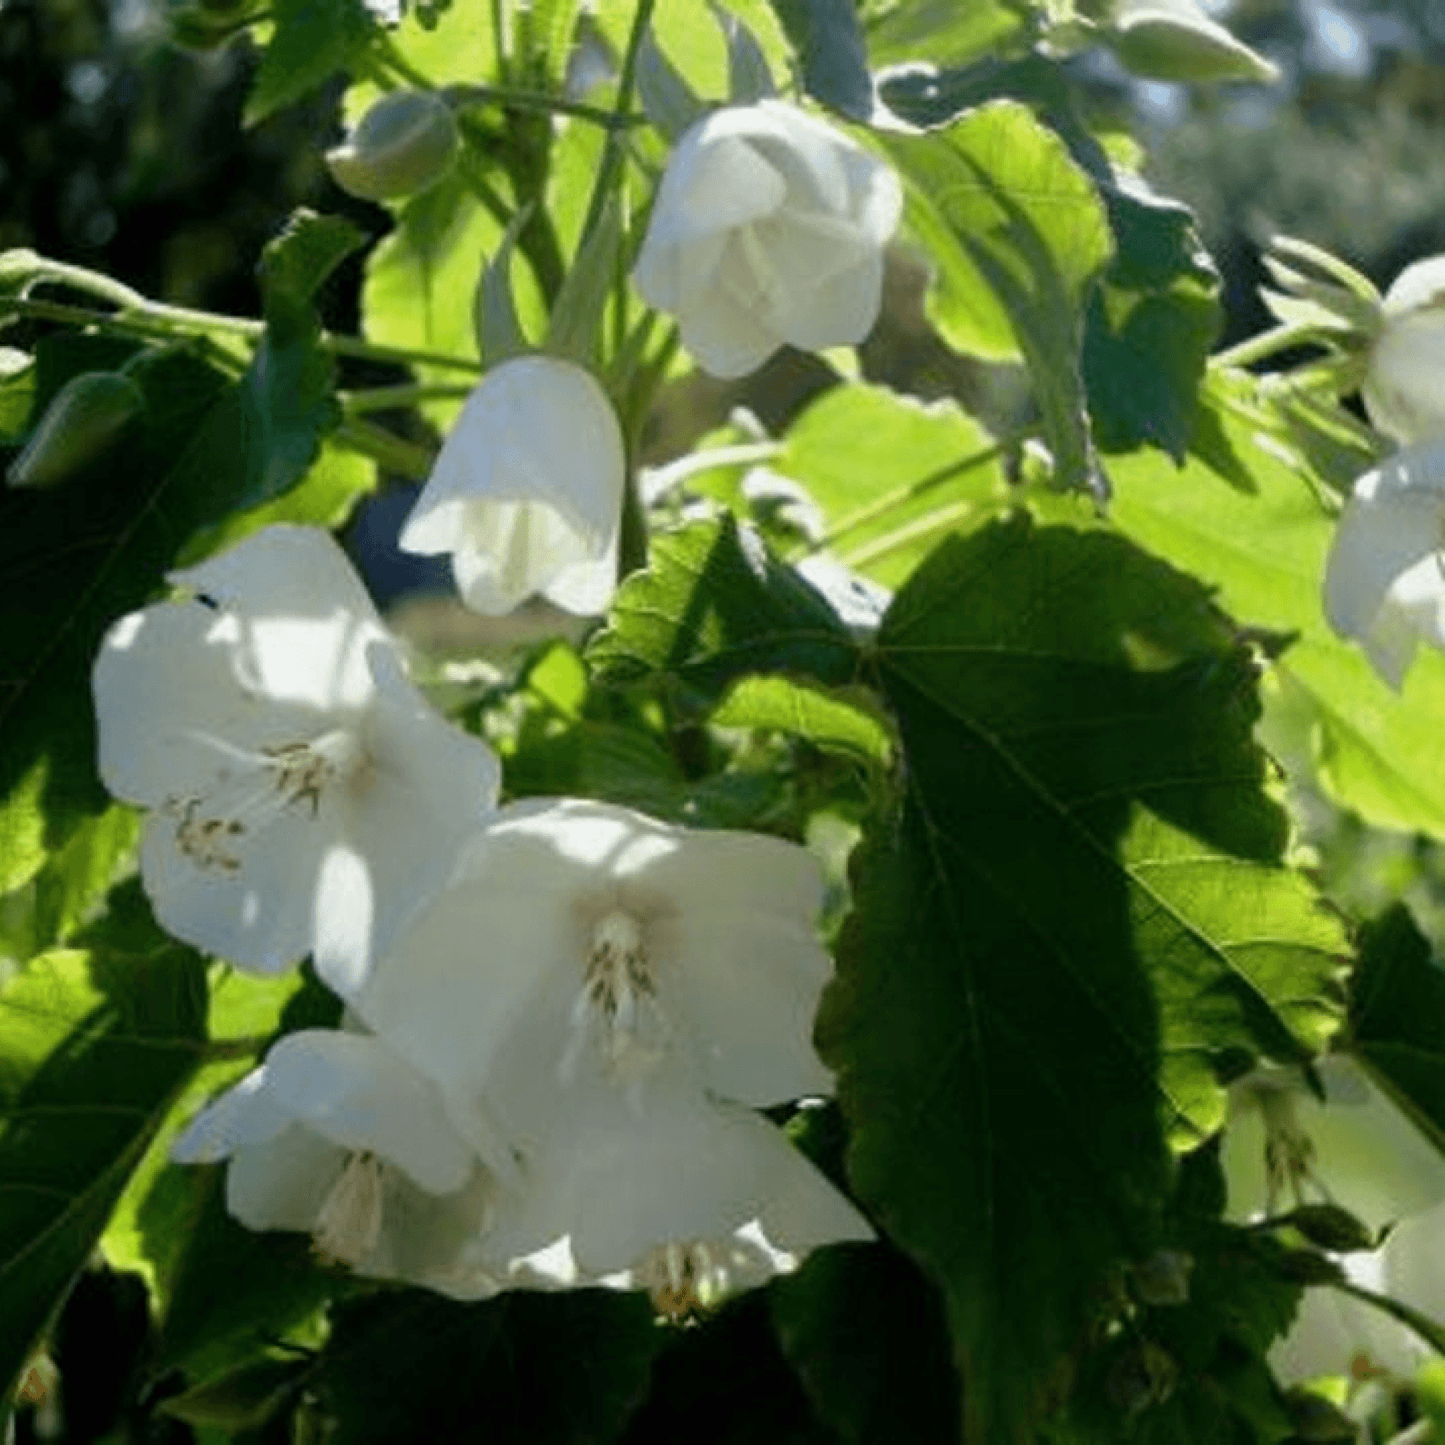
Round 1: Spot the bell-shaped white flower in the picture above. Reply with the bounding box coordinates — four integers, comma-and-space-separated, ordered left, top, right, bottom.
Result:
1222, 1055, 1445, 1233
336, 798, 836, 1154
1362, 255, 1445, 445
1322, 437, 1445, 689
171, 1029, 503, 1299
399, 356, 625, 617
633, 99, 903, 379
478, 1073, 872, 1300
92, 524, 501, 976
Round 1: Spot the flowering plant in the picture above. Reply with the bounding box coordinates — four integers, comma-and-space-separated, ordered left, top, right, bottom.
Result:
5, 2, 1445, 1442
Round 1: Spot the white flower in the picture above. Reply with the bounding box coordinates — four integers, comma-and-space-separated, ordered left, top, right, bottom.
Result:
171, 1029, 502, 1299
93, 524, 501, 976
477, 1079, 872, 1296
1222, 1055, 1445, 1233
339, 798, 837, 1146
1362, 255, 1445, 445
632, 99, 903, 379
1322, 437, 1445, 689
399, 356, 625, 617
1222, 1057, 1445, 1384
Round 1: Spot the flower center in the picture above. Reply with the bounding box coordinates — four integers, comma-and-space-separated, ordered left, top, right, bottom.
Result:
313, 1150, 385, 1266
165, 727, 366, 873
559, 909, 668, 1087
1256, 1085, 1318, 1212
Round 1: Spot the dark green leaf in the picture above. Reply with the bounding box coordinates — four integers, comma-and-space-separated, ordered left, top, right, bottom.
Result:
819, 519, 1345, 1440
0, 340, 229, 893
311, 1288, 662, 1445
0, 882, 207, 1403
587, 515, 859, 708
1349, 905, 1445, 1155
161, 1356, 309, 1432
769, 0, 873, 119
771, 1243, 960, 1444
259, 209, 367, 317
879, 102, 1112, 492
621, 1290, 834, 1445
245, 0, 376, 127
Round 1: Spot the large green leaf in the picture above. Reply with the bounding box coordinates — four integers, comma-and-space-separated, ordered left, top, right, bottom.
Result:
1107, 371, 1445, 837
879, 102, 1112, 493
1349, 906, 1445, 1155
865, 0, 1025, 68
818, 518, 1346, 1440
246, 0, 376, 126
778, 382, 1009, 586
0, 883, 207, 1405
587, 515, 860, 707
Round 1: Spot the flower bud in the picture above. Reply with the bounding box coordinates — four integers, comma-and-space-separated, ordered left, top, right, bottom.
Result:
1107, 0, 1278, 84
1361, 255, 1445, 445
7, 371, 144, 490
326, 90, 459, 203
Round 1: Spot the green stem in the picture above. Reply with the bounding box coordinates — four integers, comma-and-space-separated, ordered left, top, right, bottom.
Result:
374, 33, 433, 92
340, 382, 475, 414
1212, 321, 1336, 370
451, 85, 644, 130
333, 417, 437, 481
578, 0, 656, 250
802, 438, 1009, 555
0, 293, 485, 375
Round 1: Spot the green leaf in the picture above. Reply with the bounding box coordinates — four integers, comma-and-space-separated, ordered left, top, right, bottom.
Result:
622, 1290, 833, 1444
259, 209, 366, 312
161, 1356, 309, 1433
866, 0, 1025, 69
818, 519, 1346, 1440
769, 0, 873, 119
310, 1289, 662, 1444
778, 382, 1008, 586
879, 102, 1112, 492
0, 340, 230, 894
1349, 905, 1445, 1155
1083, 195, 1220, 460
0, 883, 207, 1404
246, 0, 376, 126
0, 350, 33, 445
30, 806, 141, 952
711, 675, 895, 774
771, 1243, 961, 1444
1107, 371, 1445, 836
587, 515, 859, 707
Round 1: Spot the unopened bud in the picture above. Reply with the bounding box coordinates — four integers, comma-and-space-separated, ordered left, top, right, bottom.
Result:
326, 90, 459, 203
8, 371, 144, 490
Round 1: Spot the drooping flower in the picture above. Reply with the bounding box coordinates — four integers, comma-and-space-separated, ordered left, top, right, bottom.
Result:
632, 99, 903, 379
335, 798, 837, 1144
1222, 1055, 1445, 1233
475, 1075, 872, 1302
1222, 1057, 1445, 1384
1361, 255, 1445, 445
93, 524, 501, 976
171, 1028, 503, 1299
398, 356, 625, 617
1321, 437, 1445, 689
330, 798, 866, 1290
325, 89, 459, 202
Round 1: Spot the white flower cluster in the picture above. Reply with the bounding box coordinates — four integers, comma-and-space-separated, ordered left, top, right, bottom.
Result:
89, 82, 893, 1311
1322, 257, 1445, 688
94, 520, 868, 1306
